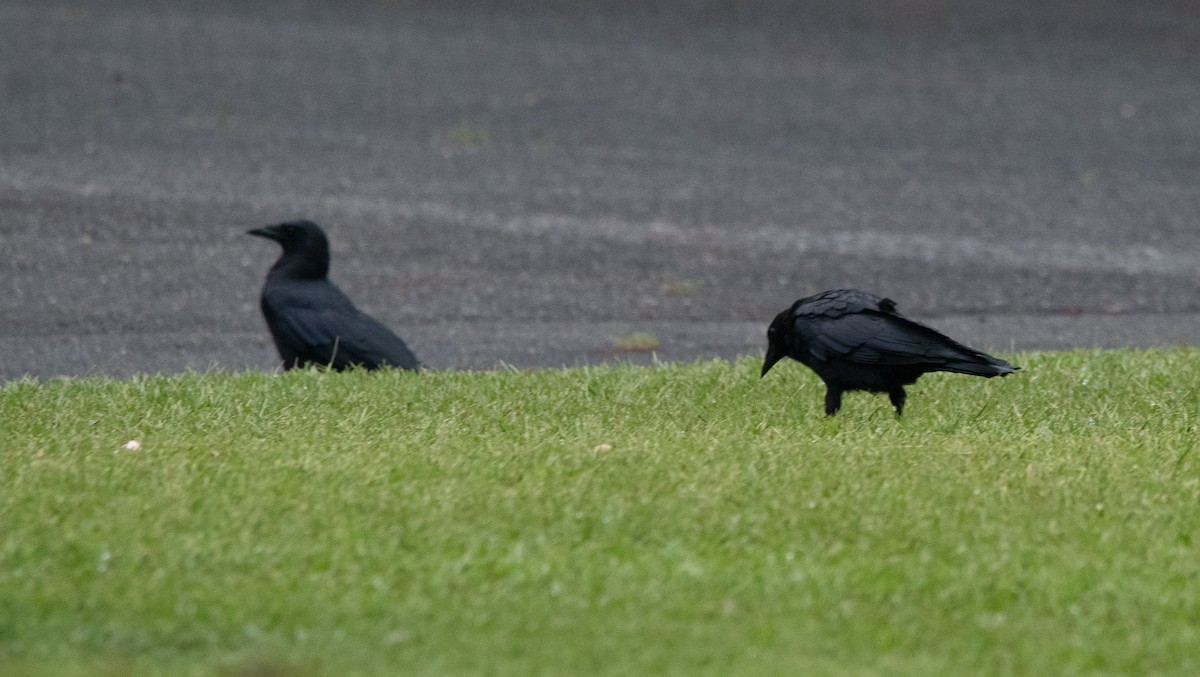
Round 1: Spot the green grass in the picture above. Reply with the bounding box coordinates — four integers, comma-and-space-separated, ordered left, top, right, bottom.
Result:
2, 349, 1199, 676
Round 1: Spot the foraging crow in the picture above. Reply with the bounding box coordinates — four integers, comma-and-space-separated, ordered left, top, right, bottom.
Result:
761, 289, 1016, 415
247, 219, 421, 371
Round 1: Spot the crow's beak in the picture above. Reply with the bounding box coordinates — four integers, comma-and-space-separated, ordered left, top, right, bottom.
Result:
247, 225, 282, 241
761, 345, 784, 378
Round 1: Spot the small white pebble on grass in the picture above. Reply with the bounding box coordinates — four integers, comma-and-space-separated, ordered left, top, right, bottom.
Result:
121, 440, 142, 451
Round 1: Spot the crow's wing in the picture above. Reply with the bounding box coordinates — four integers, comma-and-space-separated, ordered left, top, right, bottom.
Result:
276, 307, 420, 370
799, 312, 955, 365
796, 305, 1007, 373
788, 289, 1014, 375
264, 281, 421, 370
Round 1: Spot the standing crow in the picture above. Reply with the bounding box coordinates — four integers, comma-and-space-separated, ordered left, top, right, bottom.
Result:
247, 219, 421, 371
761, 289, 1016, 416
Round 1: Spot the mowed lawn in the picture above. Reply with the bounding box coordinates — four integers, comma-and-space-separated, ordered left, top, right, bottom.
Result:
2, 349, 1199, 676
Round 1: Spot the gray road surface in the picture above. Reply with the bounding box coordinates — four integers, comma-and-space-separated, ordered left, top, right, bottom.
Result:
3, 0, 1199, 380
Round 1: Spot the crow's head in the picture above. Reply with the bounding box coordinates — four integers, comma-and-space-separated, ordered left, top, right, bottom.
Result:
760, 309, 792, 378
248, 219, 328, 252
248, 219, 331, 279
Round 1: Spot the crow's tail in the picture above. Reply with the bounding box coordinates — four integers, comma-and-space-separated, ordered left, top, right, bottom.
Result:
939, 351, 1019, 378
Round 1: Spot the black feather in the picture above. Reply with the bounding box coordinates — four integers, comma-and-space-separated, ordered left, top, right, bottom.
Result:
761, 289, 1016, 415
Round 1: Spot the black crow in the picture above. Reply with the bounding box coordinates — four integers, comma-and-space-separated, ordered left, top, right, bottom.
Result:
761, 289, 1017, 416
247, 219, 421, 372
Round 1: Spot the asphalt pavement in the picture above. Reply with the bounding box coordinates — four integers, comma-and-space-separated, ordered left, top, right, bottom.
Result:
2, 0, 1199, 380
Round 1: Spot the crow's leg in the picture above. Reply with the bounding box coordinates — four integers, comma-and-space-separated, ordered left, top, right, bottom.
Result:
888, 387, 906, 416
824, 386, 843, 416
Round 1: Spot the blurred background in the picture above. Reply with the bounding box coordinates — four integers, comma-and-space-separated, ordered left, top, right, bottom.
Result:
2, 0, 1198, 379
